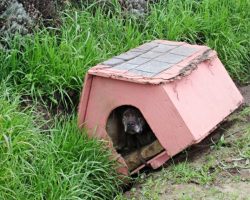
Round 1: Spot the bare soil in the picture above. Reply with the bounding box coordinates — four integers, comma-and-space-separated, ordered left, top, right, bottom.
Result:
155, 182, 250, 200
240, 85, 250, 106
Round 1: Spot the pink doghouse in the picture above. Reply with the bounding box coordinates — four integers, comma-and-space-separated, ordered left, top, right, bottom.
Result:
78, 40, 243, 175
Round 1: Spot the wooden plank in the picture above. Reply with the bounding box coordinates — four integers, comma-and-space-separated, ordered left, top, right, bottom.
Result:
124, 140, 164, 171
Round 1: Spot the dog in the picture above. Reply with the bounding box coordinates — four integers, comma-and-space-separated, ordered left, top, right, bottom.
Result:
122, 107, 156, 150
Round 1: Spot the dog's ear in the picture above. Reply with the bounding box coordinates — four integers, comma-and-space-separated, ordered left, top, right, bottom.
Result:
138, 116, 146, 128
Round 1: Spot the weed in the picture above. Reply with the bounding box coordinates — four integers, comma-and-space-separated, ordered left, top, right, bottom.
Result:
0, 86, 123, 199
0, 0, 249, 110
0, 1, 250, 198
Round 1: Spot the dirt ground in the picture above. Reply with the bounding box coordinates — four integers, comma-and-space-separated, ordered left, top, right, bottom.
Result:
240, 85, 250, 106
121, 86, 250, 200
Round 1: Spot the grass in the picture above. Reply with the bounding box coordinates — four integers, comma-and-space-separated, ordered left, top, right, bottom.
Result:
0, 84, 123, 199
0, 0, 249, 110
0, 0, 250, 199
148, 0, 250, 82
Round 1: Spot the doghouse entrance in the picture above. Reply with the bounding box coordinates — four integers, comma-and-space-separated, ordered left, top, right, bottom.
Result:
106, 105, 164, 171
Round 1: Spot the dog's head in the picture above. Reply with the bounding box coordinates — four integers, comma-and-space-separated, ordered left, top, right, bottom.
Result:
122, 107, 146, 135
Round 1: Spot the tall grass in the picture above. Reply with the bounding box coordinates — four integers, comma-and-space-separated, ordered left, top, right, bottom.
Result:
0, 9, 145, 109
147, 0, 250, 82
0, 85, 122, 199
0, 1, 249, 198
1, 0, 249, 109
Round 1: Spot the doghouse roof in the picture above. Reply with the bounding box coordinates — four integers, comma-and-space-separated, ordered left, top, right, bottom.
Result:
88, 40, 216, 84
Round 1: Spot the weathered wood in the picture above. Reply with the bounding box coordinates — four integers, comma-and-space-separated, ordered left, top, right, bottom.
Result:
123, 140, 164, 171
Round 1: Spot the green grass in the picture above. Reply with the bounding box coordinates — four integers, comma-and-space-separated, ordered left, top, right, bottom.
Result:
0, 85, 123, 199
0, 0, 250, 199
0, 0, 249, 109
148, 0, 250, 82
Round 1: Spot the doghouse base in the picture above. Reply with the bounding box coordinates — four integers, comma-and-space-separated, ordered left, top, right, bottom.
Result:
78, 40, 243, 175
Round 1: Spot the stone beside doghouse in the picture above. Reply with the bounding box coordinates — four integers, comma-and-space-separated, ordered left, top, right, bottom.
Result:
78, 40, 243, 175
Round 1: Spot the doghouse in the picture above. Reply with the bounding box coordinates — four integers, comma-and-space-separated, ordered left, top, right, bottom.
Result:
78, 40, 243, 175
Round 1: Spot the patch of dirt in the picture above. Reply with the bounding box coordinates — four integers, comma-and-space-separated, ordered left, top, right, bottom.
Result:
20, 89, 79, 130
240, 85, 250, 106
156, 182, 250, 200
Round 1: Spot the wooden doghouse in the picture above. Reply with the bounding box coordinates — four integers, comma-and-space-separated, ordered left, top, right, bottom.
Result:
78, 40, 243, 175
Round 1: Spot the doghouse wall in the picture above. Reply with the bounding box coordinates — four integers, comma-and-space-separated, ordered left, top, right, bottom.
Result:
78, 75, 195, 157
164, 58, 243, 142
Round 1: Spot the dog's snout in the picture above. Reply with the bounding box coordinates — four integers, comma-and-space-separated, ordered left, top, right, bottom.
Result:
127, 121, 135, 127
